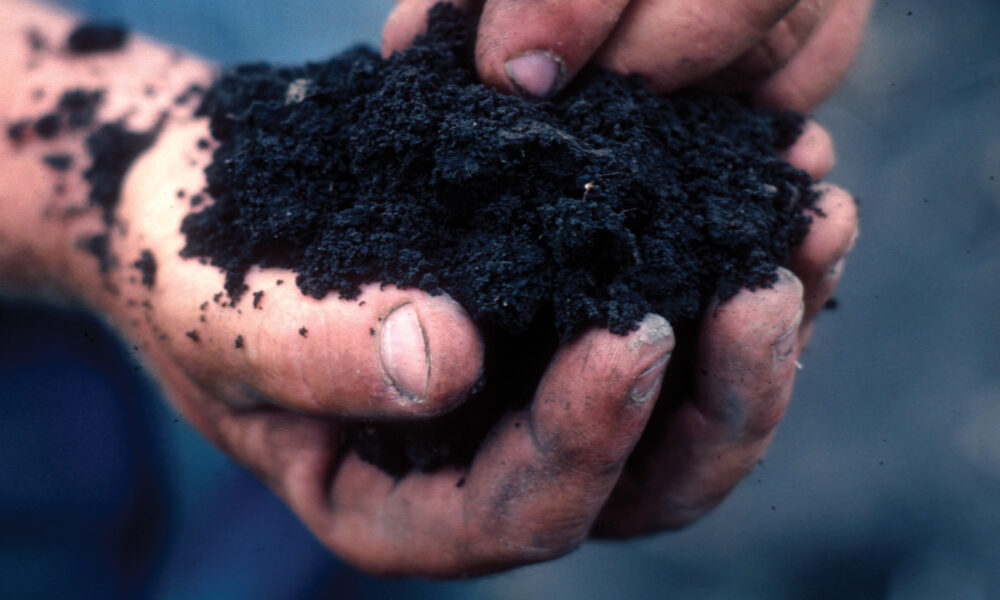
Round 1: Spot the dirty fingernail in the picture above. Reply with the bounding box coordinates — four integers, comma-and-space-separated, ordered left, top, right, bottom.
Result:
628, 314, 675, 404
772, 309, 803, 361
825, 255, 846, 280
379, 303, 430, 402
505, 50, 564, 98
630, 352, 670, 404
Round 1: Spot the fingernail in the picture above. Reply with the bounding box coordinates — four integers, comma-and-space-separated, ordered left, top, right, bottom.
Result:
504, 50, 565, 98
825, 255, 846, 280
378, 303, 430, 402
772, 308, 803, 361
630, 352, 670, 404
628, 314, 675, 404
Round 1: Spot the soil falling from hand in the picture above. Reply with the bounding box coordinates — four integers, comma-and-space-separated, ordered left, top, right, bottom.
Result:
182, 4, 819, 475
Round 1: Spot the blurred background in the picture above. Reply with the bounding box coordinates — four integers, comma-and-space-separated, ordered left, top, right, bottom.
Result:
1, 0, 997, 598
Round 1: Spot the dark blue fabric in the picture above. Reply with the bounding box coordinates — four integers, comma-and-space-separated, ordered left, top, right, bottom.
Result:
0, 302, 360, 598
0, 302, 165, 598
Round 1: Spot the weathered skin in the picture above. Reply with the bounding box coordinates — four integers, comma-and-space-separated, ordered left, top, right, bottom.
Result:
0, 0, 859, 577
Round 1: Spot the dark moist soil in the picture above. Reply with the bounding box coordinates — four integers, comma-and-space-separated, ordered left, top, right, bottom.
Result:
66, 22, 128, 54
182, 4, 818, 476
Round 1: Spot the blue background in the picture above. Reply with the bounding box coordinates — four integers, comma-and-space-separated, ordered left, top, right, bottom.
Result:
1, 0, 998, 598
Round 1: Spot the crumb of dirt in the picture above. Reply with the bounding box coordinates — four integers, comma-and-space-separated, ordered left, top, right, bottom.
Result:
42, 153, 73, 171
66, 22, 128, 54
133, 249, 156, 288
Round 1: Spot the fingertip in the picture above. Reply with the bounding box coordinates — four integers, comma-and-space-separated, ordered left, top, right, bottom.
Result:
781, 120, 836, 180
530, 313, 674, 464
790, 183, 859, 324
373, 290, 484, 417
475, 0, 627, 97
703, 268, 805, 367
697, 269, 803, 438
502, 50, 567, 98
415, 292, 485, 415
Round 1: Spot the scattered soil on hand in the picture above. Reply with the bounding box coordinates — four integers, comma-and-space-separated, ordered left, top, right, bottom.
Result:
66, 22, 128, 54
182, 4, 818, 475
85, 122, 160, 224
8, 89, 104, 144
133, 249, 157, 289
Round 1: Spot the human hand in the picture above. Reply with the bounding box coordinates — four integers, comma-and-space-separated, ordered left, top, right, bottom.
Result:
101, 115, 672, 577
383, 0, 873, 111
595, 122, 858, 535
0, 0, 856, 578
95, 116, 854, 576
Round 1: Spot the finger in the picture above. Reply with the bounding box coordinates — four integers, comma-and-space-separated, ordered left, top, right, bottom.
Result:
474, 0, 630, 98
781, 119, 835, 181
381, 0, 479, 58
700, 0, 834, 93
312, 315, 674, 576
596, 0, 801, 93
117, 120, 483, 420
788, 183, 858, 343
752, 0, 875, 112
595, 269, 804, 536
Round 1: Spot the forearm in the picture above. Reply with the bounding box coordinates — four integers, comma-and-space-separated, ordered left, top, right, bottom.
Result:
0, 0, 213, 305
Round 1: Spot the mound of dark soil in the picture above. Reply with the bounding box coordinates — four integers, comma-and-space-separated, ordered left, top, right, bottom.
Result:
181, 4, 818, 475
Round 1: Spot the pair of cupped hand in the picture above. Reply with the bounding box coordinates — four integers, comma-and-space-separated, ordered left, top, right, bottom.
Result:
96, 0, 867, 577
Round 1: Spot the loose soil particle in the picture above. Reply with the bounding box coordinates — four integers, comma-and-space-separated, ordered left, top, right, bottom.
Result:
34, 113, 61, 139
66, 22, 128, 54
133, 249, 157, 288
181, 4, 819, 475
42, 153, 73, 171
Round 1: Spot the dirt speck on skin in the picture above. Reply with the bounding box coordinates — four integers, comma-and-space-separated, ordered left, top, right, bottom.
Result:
78, 233, 116, 273
42, 153, 73, 171
133, 249, 157, 289
183, 4, 819, 475
34, 113, 61, 139
66, 22, 128, 54
7, 120, 31, 142
27, 28, 47, 52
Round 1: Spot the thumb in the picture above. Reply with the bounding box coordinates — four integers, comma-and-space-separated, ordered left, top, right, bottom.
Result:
114, 119, 484, 420
475, 0, 629, 98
